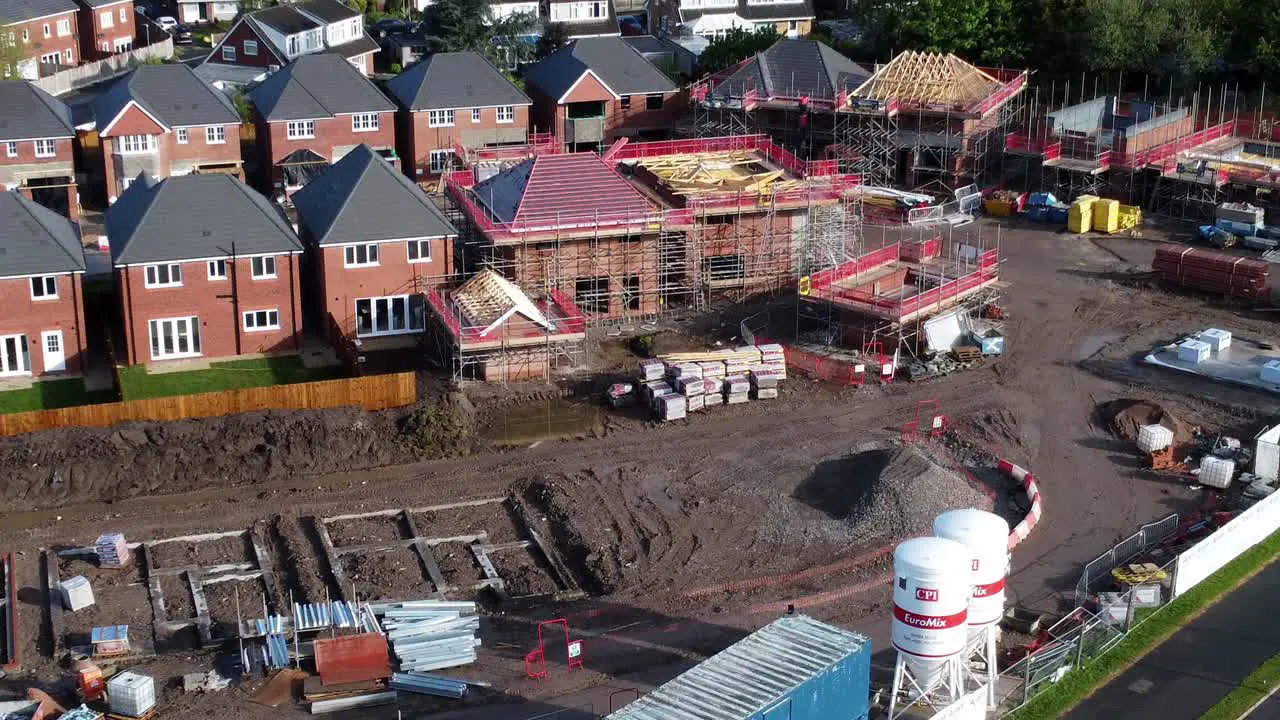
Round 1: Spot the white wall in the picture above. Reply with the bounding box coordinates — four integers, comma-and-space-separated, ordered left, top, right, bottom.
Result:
1255, 425, 1280, 482
1174, 488, 1280, 596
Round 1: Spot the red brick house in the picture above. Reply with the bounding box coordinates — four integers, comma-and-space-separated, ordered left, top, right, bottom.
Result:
197, 0, 378, 88
0, 190, 87, 378
106, 173, 304, 365
524, 36, 683, 152
248, 53, 396, 198
0, 0, 81, 79
292, 144, 458, 345
0, 80, 79, 220
95, 63, 243, 204
75, 0, 134, 61
384, 51, 531, 180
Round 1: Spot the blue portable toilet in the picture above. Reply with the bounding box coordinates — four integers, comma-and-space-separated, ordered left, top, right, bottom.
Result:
605, 615, 871, 720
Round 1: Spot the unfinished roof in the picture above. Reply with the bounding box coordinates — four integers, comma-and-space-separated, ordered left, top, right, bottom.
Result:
606, 615, 870, 720
452, 269, 552, 335
525, 37, 677, 101
636, 150, 807, 195
292, 144, 457, 246
853, 50, 1000, 108
0, 191, 84, 277
249, 53, 394, 121
712, 39, 869, 103
385, 52, 530, 112
0, 81, 74, 141
470, 153, 655, 227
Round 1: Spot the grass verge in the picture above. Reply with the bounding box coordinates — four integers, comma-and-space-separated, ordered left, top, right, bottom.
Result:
1009, 528, 1280, 719
0, 378, 115, 414
119, 357, 343, 401
1200, 651, 1280, 720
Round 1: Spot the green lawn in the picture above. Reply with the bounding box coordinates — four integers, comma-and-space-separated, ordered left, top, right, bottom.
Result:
118, 357, 344, 401
1010, 529, 1280, 719
1200, 651, 1280, 719
0, 378, 115, 414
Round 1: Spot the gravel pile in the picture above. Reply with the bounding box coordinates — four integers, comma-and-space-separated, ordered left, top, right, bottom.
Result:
844, 444, 992, 538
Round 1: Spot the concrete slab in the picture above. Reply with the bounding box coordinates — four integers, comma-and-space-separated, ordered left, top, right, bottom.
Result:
1144, 332, 1280, 394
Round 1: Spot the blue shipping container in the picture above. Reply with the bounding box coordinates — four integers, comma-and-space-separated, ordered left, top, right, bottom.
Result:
605, 615, 871, 720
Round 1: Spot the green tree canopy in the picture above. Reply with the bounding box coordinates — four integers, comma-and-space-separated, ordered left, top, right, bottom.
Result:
424, 0, 539, 67
699, 26, 780, 73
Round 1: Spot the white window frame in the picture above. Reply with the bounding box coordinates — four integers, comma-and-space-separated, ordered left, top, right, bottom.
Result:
21, 29, 28, 43
250, 255, 277, 279
120, 7, 126, 21
64, 48, 73, 63
243, 39, 257, 56
176, 127, 188, 144
144, 263, 183, 288
496, 105, 514, 123
242, 308, 280, 332
429, 149, 453, 174
222, 45, 236, 62
34, 139, 56, 158
205, 125, 226, 144
113, 37, 132, 52
40, 51, 59, 65
351, 113, 379, 133
0, 334, 31, 376
207, 259, 227, 280
56, 19, 70, 37
148, 316, 202, 360
42, 24, 50, 39
343, 243, 380, 268
100, 11, 114, 28
30, 275, 57, 300
406, 239, 432, 263
427, 109, 454, 128
471, 108, 481, 123
286, 120, 315, 139
286, 35, 300, 55
354, 295, 423, 337
117, 135, 154, 154
5, 141, 16, 158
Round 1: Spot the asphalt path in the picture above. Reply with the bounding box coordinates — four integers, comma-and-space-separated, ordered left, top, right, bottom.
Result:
1066, 560, 1280, 719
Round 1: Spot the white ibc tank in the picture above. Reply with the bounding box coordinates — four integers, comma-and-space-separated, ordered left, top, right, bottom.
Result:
933, 509, 1009, 632
892, 537, 970, 686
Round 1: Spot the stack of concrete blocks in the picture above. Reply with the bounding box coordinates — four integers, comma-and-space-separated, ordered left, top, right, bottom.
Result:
638, 360, 665, 382
95, 533, 131, 569
724, 375, 750, 404
655, 393, 687, 421
671, 362, 706, 414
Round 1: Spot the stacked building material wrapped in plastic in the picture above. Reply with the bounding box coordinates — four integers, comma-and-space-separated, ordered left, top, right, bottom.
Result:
656, 394, 687, 421
750, 371, 782, 400
389, 673, 468, 699
368, 600, 482, 673
295, 601, 358, 631
724, 376, 750, 404
1153, 245, 1270, 300
638, 360, 665, 381
95, 533, 130, 569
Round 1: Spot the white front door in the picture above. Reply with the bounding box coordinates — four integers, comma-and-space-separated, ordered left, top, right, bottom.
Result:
41, 330, 65, 372
0, 334, 30, 376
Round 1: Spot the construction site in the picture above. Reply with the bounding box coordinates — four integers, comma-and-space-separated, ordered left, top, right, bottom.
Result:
5, 38, 1280, 720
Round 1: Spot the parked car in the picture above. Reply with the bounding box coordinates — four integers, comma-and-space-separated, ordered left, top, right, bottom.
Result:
171, 22, 193, 43
619, 15, 643, 34
155, 15, 178, 31
369, 17, 412, 38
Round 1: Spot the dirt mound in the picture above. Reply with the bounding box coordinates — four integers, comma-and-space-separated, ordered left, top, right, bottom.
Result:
1101, 399, 1194, 445
839, 445, 993, 538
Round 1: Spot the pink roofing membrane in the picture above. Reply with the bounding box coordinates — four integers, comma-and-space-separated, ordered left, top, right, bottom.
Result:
482, 153, 655, 229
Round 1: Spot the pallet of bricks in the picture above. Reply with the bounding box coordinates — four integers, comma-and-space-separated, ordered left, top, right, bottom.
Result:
636, 345, 786, 422
1152, 245, 1271, 301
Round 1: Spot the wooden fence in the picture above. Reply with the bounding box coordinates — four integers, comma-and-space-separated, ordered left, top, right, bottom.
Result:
0, 372, 416, 438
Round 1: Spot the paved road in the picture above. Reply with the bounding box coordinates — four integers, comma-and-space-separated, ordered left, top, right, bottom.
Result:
1245, 690, 1280, 719
1066, 560, 1280, 720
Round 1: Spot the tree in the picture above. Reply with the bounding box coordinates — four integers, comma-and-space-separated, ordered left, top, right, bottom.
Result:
698, 26, 779, 73
424, 0, 538, 67
855, 0, 1025, 65
536, 22, 569, 60
0, 21, 32, 79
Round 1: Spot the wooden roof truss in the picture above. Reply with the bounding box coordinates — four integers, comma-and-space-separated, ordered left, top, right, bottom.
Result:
853, 51, 1000, 110
639, 151, 806, 195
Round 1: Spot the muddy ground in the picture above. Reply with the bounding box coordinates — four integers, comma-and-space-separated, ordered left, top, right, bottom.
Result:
0, 220, 1276, 719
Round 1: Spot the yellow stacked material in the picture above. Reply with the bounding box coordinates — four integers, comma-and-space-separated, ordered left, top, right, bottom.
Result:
1092, 198, 1120, 233
1117, 204, 1143, 230
1067, 195, 1098, 233
984, 197, 1014, 216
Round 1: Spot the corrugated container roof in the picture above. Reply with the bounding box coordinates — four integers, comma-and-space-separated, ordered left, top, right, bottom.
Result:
606, 615, 869, 720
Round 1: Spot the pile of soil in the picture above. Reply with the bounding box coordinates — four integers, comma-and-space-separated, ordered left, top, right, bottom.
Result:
0, 407, 411, 512
841, 445, 993, 538
1101, 399, 1194, 445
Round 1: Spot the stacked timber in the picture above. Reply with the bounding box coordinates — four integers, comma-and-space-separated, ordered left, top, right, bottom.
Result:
1152, 245, 1270, 300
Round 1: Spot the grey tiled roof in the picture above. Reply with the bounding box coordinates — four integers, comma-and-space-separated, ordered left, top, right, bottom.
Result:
712, 38, 869, 102
249, 53, 395, 121
324, 32, 379, 58
0, 81, 74, 141
0, 191, 84, 276
107, 174, 302, 265
292, 144, 457, 246
622, 35, 668, 55
95, 64, 239, 132
525, 36, 676, 100
385, 52, 529, 111
680, 0, 813, 23
0, 0, 76, 23
250, 4, 321, 34
294, 0, 359, 23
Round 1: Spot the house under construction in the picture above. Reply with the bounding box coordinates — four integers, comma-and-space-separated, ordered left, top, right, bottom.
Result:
692, 40, 1028, 190
440, 133, 863, 380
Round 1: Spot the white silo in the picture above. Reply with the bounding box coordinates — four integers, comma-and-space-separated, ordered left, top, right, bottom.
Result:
934, 508, 1011, 708
888, 536, 971, 720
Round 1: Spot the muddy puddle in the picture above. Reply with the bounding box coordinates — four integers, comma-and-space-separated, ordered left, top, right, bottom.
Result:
480, 398, 605, 446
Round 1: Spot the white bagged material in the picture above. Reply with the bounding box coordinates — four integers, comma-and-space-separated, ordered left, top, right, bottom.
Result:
723, 376, 749, 395
656, 394, 686, 421
643, 380, 672, 402
686, 394, 706, 412
725, 392, 749, 405
1136, 424, 1174, 453
638, 360, 665, 381
1198, 328, 1231, 352
753, 387, 778, 400
676, 377, 705, 396
1177, 339, 1210, 364
698, 361, 725, 379
60, 576, 95, 611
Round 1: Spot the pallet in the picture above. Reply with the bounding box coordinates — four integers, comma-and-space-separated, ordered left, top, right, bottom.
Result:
107, 708, 156, 720
952, 346, 983, 363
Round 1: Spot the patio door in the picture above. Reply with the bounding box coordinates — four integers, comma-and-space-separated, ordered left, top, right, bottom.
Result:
41, 330, 65, 373
148, 317, 202, 360
0, 334, 30, 376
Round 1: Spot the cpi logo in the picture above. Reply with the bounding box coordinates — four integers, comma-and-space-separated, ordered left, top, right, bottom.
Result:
916, 587, 939, 602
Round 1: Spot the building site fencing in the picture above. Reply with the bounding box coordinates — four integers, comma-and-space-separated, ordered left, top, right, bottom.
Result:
1073, 513, 1180, 607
